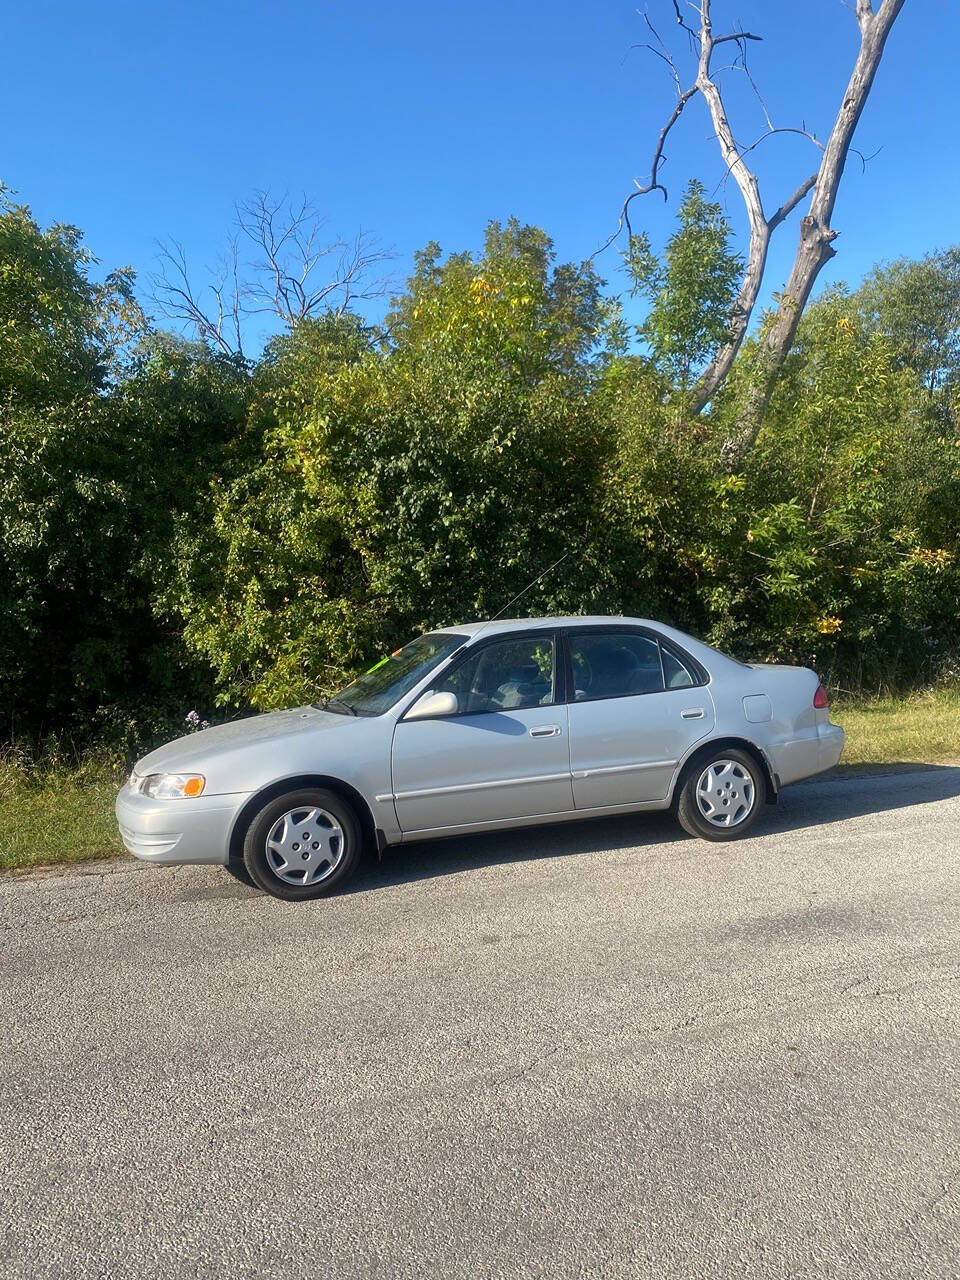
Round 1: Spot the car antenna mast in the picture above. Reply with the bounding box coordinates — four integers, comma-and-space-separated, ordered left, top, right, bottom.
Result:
472, 551, 571, 640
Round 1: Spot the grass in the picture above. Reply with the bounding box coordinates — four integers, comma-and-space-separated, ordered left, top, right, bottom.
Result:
831, 684, 960, 767
1, 684, 958, 873
0, 752, 124, 873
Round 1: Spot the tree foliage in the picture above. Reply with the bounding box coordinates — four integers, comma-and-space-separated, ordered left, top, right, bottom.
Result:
627, 181, 743, 393
0, 197, 248, 743
0, 189, 957, 749
165, 227, 620, 708
708, 289, 959, 688
855, 248, 960, 412
0, 189, 139, 406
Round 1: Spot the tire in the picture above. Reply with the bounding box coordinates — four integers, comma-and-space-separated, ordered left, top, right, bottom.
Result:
676, 747, 766, 842
241, 787, 363, 900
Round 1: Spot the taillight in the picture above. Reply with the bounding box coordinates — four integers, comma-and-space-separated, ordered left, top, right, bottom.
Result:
813, 683, 829, 709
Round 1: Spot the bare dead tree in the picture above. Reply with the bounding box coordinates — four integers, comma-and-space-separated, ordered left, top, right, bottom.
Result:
235, 192, 394, 326
730, 0, 906, 466
152, 192, 394, 358
605, 0, 906, 467
153, 237, 244, 357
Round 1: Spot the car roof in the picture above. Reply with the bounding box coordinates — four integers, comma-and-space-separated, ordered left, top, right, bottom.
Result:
448, 615, 668, 637
426, 616, 747, 679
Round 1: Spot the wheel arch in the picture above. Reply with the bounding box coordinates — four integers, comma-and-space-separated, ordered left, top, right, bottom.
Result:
670, 736, 779, 809
227, 774, 379, 864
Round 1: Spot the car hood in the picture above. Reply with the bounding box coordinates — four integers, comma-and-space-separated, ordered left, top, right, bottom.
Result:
134, 706, 360, 778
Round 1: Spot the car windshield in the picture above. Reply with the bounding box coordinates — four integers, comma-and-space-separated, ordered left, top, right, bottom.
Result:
318, 631, 467, 716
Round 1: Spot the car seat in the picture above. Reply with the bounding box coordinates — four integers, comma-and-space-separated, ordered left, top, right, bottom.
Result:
494, 660, 552, 709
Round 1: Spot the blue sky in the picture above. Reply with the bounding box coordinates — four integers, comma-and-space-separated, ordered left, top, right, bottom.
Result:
2, 1, 952, 350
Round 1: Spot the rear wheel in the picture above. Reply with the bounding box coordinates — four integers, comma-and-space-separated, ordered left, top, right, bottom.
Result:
242, 787, 363, 900
677, 748, 765, 842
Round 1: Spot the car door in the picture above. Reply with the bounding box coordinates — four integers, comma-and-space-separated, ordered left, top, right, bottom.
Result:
565, 627, 715, 810
391, 631, 573, 834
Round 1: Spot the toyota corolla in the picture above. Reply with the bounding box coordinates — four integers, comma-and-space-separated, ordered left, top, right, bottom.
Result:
116, 616, 845, 899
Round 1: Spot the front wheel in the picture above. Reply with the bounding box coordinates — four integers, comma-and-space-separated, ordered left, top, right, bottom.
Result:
242, 788, 363, 900
676, 749, 766, 842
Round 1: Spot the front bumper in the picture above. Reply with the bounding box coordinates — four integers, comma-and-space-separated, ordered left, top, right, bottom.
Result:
115, 786, 249, 865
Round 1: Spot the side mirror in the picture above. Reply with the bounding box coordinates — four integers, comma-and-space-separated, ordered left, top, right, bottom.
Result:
405, 690, 459, 721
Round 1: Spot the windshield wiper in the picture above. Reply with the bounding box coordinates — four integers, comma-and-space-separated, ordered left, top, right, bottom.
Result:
320, 697, 358, 717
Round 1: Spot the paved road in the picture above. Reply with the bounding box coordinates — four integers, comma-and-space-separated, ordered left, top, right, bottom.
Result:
2, 767, 960, 1280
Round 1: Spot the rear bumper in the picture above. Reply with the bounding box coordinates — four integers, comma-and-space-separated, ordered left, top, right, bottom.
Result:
770, 723, 845, 786
115, 787, 249, 865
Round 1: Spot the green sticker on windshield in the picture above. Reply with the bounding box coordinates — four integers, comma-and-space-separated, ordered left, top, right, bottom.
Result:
365, 656, 390, 674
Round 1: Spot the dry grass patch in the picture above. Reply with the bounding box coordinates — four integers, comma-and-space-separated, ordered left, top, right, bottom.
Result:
832, 685, 960, 767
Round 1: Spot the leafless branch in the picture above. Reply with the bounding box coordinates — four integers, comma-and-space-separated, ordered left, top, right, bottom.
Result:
598, 0, 905, 447
594, 11, 700, 258
152, 239, 243, 358
151, 191, 395, 354
735, 37, 774, 132
711, 30, 762, 48
768, 173, 818, 231
711, 127, 822, 205
671, 0, 700, 46
592, 82, 698, 260
637, 9, 683, 93
728, 0, 906, 465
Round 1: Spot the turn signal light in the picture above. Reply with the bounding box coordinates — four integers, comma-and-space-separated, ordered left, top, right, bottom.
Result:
813, 683, 830, 709
140, 773, 206, 799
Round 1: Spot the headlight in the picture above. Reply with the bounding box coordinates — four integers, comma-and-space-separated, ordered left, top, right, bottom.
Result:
140, 773, 206, 799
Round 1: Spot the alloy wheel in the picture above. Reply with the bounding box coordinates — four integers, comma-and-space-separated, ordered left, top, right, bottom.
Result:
264, 806, 345, 886
695, 760, 756, 829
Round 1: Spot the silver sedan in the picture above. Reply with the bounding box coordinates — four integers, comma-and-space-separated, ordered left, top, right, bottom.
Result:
116, 616, 845, 900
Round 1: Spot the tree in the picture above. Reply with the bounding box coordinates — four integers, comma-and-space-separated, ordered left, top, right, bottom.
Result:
607, 0, 906, 465
854, 248, 960, 413
0, 193, 250, 742
0, 332, 249, 744
166, 224, 622, 709
627, 179, 743, 395
152, 192, 393, 359
701, 286, 960, 686
0, 188, 140, 406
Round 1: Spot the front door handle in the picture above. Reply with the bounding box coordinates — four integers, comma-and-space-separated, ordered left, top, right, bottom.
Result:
681, 708, 705, 719
529, 724, 562, 738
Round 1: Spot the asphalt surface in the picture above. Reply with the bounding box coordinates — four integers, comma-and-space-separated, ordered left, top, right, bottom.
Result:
2, 766, 960, 1280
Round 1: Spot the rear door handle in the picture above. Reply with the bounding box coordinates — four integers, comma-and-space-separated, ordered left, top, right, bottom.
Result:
529, 725, 562, 738
681, 708, 705, 719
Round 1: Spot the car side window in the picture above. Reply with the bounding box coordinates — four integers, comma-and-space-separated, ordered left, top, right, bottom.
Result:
660, 644, 696, 689
432, 637, 556, 714
569, 632, 665, 701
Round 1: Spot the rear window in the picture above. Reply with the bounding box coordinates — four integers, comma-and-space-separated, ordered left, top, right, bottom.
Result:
699, 641, 750, 670
661, 646, 696, 689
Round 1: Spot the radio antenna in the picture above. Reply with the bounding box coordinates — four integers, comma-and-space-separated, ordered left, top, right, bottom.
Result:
472, 551, 571, 640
